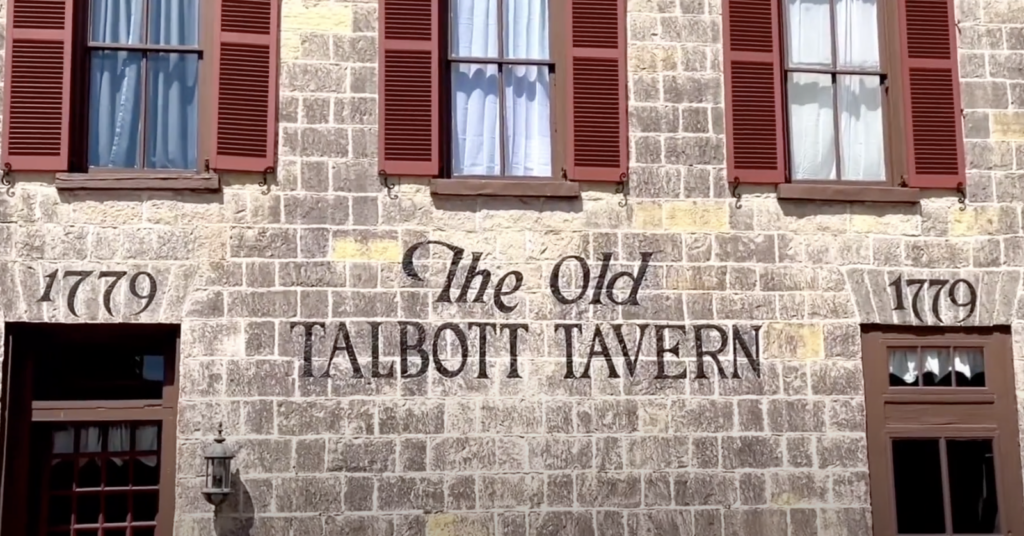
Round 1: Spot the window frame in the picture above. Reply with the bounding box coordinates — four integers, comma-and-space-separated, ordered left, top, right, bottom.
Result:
862, 327, 1024, 536
66, 0, 216, 181
433, 0, 577, 197
0, 324, 180, 536
778, 0, 902, 188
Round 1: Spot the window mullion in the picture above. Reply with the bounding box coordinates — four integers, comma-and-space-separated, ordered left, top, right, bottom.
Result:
938, 438, 955, 535
497, 0, 506, 177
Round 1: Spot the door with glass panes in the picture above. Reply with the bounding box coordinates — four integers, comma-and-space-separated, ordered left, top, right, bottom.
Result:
863, 328, 1024, 536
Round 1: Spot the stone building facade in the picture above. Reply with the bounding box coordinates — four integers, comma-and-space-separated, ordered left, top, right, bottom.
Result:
0, 0, 1021, 535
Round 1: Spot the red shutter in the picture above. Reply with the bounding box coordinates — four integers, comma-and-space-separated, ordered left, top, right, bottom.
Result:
1, 0, 74, 171
379, 0, 439, 177
723, 0, 785, 184
210, 0, 280, 172
899, 0, 964, 189
565, 0, 627, 182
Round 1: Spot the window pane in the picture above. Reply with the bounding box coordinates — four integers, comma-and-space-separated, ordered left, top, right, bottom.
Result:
947, 439, 1000, 533
785, 0, 832, 67
90, 0, 144, 44
889, 348, 919, 387
451, 63, 501, 176
504, 0, 549, 60
835, 0, 881, 69
451, 0, 499, 59
145, 53, 200, 170
149, 0, 200, 46
922, 347, 953, 387
838, 75, 885, 180
504, 65, 552, 177
88, 51, 143, 169
954, 348, 986, 387
892, 439, 946, 534
787, 72, 836, 180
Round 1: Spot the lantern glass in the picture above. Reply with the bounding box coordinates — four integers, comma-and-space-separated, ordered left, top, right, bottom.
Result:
206, 457, 231, 492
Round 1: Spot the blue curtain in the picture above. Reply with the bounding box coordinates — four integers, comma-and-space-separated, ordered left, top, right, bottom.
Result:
88, 0, 199, 170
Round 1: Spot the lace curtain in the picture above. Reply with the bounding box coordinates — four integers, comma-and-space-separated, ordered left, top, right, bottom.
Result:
89, 0, 199, 170
889, 349, 986, 385
53, 424, 160, 467
450, 0, 552, 177
785, 0, 885, 180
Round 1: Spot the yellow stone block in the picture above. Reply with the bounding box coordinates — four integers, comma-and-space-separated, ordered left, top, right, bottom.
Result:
764, 323, 824, 360
426, 514, 489, 536
632, 202, 663, 230
280, 0, 353, 60
991, 112, 1024, 140
663, 201, 730, 232
949, 205, 1000, 236
331, 238, 401, 262
849, 212, 919, 235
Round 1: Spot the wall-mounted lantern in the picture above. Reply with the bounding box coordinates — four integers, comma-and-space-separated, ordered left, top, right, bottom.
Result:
201, 423, 235, 507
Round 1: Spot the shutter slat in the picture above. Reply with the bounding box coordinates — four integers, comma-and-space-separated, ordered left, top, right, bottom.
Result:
210, 0, 279, 172
379, 1, 438, 177
565, 0, 627, 182
724, 0, 785, 184
2, 0, 73, 170
900, 0, 964, 188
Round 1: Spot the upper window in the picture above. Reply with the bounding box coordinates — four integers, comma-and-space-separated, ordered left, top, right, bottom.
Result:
84, 0, 201, 171
448, 0, 554, 178
723, 0, 965, 200
783, 0, 888, 182
378, 0, 627, 195
862, 328, 1024, 536
2, 0, 280, 189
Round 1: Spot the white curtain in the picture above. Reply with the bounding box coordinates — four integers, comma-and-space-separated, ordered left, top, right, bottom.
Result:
450, 0, 551, 177
89, 0, 199, 170
890, 349, 985, 385
52, 424, 160, 467
785, 0, 884, 181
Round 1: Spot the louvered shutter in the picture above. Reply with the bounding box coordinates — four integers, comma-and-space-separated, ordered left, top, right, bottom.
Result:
565, 0, 627, 182
899, 0, 964, 189
723, 0, 785, 184
210, 0, 280, 172
379, 0, 439, 177
2, 0, 74, 171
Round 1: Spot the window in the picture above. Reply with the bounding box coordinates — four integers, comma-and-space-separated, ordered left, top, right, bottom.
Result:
782, 0, 888, 182
723, 0, 965, 200
0, 325, 179, 536
379, 0, 627, 195
81, 0, 202, 171
862, 328, 1024, 535
2, 0, 280, 189
448, 0, 554, 178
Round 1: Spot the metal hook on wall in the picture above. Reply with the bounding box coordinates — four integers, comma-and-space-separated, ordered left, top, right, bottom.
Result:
729, 178, 741, 209
1, 163, 14, 198
615, 173, 629, 208
379, 170, 398, 200
260, 166, 273, 195
956, 182, 967, 211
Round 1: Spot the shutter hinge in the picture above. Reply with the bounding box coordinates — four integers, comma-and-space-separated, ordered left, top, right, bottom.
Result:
616, 173, 629, 207
560, 167, 568, 180
379, 169, 398, 200
261, 166, 273, 196
956, 182, 967, 211
204, 158, 210, 173
729, 177, 742, 209
1, 163, 14, 198
898, 175, 908, 188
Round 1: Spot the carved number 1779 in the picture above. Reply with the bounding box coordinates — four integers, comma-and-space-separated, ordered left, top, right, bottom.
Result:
38, 269, 157, 318
887, 274, 977, 324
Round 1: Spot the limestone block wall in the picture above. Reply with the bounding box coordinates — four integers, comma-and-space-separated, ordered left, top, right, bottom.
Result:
0, 0, 1019, 535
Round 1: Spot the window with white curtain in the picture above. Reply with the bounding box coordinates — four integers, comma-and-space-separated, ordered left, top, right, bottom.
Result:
449, 0, 553, 178
86, 0, 201, 171
784, 0, 887, 182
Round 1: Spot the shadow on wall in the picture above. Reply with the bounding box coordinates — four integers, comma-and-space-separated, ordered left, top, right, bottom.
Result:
214, 470, 255, 536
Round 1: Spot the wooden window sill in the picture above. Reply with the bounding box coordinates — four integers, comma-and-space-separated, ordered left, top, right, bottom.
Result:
430, 179, 580, 198
777, 183, 921, 204
55, 172, 220, 191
